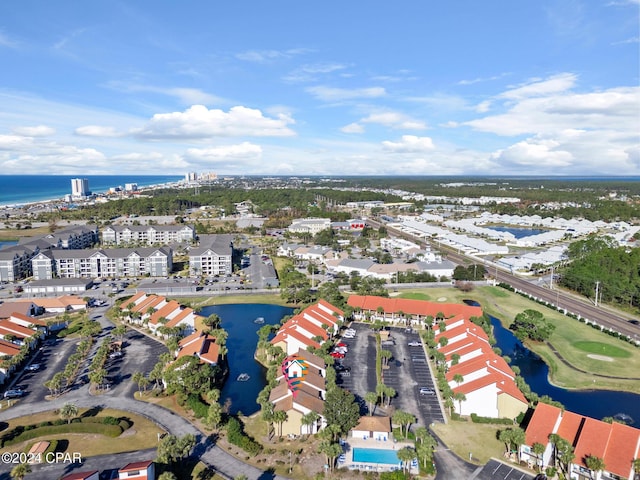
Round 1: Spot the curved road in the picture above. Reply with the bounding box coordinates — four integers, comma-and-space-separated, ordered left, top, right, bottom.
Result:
0, 392, 283, 480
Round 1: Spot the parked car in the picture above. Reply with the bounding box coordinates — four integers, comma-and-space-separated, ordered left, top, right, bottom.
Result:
25, 363, 40, 372
419, 387, 435, 396
109, 351, 123, 359
334, 364, 351, 373
4, 388, 24, 399
343, 333, 355, 339
333, 347, 347, 354
408, 341, 422, 347
330, 352, 345, 359
336, 342, 347, 348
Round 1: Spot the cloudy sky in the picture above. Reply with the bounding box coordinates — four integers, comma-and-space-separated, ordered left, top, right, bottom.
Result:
0, 1, 638, 176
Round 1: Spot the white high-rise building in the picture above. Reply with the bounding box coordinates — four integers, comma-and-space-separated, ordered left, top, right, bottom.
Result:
71, 178, 90, 198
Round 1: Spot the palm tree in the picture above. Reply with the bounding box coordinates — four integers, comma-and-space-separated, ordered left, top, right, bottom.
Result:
10, 463, 31, 480
301, 411, 320, 436
453, 392, 466, 415
364, 391, 378, 416
633, 458, 640, 478
532, 442, 546, 472
273, 410, 288, 437
585, 455, 606, 480
397, 446, 417, 473
453, 373, 464, 387
59, 402, 78, 424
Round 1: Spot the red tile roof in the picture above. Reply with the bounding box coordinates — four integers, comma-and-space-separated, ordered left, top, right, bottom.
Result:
0, 339, 21, 356
573, 417, 613, 469
0, 319, 36, 338
604, 422, 640, 478
556, 410, 584, 444
119, 460, 153, 471
435, 320, 489, 343
317, 298, 344, 317
347, 295, 483, 319
524, 403, 562, 446
271, 328, 321, 350
446, 353, 515, 381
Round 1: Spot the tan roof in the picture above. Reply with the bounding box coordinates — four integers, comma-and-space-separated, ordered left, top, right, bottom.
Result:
354, 416, 391, 433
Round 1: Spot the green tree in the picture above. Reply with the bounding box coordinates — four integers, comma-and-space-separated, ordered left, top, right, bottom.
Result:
532, 442, 546, 472
157, 433, 196, 464
318, 441, 343, 472
397, 446, 417, 473
364, 391, 378, 416
511, 309, 555, 342
59, 402, 78, 424
392, 410, 416, 438
273, 410, 288, 437
10, 463, 31, 480
158, 472, 178, 480
323, 386, 360, 437
205, 402, 223, 431
585, 455, 606, 480
301, 411, 320, 436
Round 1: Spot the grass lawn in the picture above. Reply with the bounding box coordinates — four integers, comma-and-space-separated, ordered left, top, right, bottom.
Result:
173, 293, 290, 308
572, 341, 631, 358
0, 226, 51, 241
2, 408, 165, 457
431, 420, 505, 465
396, 285, 640, 393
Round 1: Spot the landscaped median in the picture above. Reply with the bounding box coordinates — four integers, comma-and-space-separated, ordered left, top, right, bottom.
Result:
0, 408, 165, 457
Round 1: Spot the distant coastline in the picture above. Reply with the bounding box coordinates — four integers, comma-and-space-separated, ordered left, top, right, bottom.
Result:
0, 175, 184, 207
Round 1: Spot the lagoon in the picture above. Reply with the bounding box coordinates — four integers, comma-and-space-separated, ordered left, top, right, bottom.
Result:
199, 303, 294, 415
486, 226, 548, 238
491, 315, 640, 424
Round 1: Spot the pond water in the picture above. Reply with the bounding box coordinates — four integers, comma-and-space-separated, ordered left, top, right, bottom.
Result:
0, 241, 18, 249
486, 226, 548, 238
490, 315, 640, 424
199, 303, 294, 415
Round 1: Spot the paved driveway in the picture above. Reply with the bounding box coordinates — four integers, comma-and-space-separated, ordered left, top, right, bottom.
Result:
335, 323, 445, 426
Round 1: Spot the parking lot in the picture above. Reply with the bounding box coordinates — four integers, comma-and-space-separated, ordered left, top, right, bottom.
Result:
334, 322, 445, 427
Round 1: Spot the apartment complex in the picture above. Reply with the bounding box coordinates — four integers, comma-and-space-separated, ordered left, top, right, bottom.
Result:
520, 402, 640, 479
188, 234, 234, 277
31, 247, 172, 280
101, 225, 195, 245
0, 225, 99, 282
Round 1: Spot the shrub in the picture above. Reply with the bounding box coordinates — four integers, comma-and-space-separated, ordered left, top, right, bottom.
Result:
2, 423, 123, 447
470, 413, 513, 425
187, 394, 209, 419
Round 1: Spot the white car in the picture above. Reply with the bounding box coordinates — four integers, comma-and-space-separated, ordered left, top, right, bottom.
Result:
343, 333, 355, 339
408, 341, 422, 347
333, 347, 348, 354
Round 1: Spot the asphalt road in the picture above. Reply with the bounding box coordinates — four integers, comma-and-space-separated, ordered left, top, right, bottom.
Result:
373, 219, 639, 340
0, 309, 288, 480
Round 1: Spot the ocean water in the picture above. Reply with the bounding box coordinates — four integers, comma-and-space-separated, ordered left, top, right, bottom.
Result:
0, 175, 184, 206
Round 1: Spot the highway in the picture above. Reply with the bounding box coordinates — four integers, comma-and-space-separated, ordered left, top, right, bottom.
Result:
368, 218, 640, 341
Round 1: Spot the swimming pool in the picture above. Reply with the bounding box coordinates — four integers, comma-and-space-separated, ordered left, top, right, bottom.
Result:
352, 447, 401, 465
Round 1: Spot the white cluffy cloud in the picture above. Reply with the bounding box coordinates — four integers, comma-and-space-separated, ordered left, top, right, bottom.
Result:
12, 125, 56, 137
382, 135, 435, 153
75, 126, 122, 137
342, 111, 427, 133
183, 142, 262, 167
135, 105, 296, 140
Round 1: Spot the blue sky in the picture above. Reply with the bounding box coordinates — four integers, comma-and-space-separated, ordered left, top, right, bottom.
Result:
0, 0, 638, 176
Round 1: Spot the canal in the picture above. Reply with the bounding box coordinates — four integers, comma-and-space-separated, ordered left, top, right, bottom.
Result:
199, 303, 294, 415
491, 315, 640, 424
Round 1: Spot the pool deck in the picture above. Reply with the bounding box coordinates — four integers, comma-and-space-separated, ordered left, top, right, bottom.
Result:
338, 437, 418, 473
